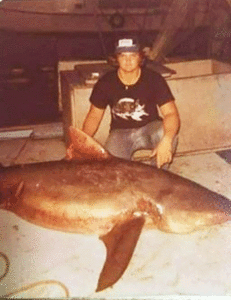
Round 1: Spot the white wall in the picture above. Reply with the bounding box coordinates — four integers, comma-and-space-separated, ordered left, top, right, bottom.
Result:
167, 72, 231, 153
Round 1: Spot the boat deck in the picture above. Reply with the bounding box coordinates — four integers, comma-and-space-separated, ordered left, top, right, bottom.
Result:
0, 123, 231, 299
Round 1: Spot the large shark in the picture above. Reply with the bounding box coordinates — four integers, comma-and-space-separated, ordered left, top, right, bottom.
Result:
0, 127, 230, 292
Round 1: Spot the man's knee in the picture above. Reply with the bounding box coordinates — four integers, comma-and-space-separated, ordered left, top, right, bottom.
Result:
105, 131, 132, 159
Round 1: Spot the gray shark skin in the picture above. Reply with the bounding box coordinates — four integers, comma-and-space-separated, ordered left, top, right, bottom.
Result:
0, 127, 231, 292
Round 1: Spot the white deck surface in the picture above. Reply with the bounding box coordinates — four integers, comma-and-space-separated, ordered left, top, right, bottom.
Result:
0, 127, 231, 299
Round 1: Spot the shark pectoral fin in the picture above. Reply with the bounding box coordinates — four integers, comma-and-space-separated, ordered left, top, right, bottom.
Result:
66, 126, 111, 161
96, 215, 145, 292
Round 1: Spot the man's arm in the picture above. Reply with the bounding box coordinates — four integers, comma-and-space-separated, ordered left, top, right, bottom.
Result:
151, 100, 180, 168
82, 104, 106, 137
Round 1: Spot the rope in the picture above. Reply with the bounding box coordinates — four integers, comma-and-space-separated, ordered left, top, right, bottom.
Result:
3, 280, 70, 298
0, 252, 10, 281
0, 252, 69, 298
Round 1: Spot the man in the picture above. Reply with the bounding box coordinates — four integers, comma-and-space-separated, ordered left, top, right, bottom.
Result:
82, 38, 180, 168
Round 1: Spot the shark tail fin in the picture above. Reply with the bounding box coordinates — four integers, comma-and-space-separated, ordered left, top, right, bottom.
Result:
66, 127, 111, 161
96, 215, 145, 292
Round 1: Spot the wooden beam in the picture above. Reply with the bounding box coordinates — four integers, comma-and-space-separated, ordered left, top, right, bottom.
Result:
149, 0, 197, 61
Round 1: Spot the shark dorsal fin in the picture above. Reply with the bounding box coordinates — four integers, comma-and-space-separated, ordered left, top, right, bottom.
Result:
66, 126, 111, 161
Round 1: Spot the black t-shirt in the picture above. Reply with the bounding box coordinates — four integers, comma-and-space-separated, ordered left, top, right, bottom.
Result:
90, 67, 175, 130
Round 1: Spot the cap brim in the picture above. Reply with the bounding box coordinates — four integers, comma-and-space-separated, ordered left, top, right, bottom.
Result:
115, 46, 140, 54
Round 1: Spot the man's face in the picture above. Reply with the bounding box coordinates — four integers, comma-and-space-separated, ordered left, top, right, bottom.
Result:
117, 52, 141, 72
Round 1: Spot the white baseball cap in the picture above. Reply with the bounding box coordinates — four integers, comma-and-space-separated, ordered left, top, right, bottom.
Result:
115, 38, 140, 54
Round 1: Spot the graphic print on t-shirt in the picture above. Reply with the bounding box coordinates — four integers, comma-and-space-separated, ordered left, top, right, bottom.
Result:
112, 98, 149, 121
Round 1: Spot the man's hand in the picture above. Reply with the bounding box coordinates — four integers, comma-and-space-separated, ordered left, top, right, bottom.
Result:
151, 100, 180, 168
151, 136, 173, 168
